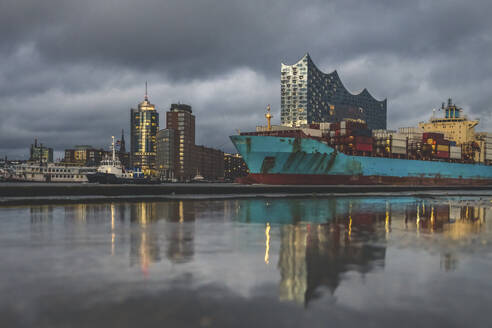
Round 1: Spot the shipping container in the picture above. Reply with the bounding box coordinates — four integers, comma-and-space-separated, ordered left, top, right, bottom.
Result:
450, 152, 461, 160
437, 151, 450, 159
355, 136, 373, 144
301, 128, 322, 137
355, 143, 373, 152
450, 146, 461, 153
391, 146, 407, 154
392, 139, 407, 148
437, 145, 450, 152
450, 146, 461, 160
398, 127, 423, 134
372, 129, 397, 138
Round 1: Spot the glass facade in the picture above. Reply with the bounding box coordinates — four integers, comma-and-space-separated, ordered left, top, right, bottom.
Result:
156, 128, 174, 180
130, 96, 159, 172
280, 54, 387, 129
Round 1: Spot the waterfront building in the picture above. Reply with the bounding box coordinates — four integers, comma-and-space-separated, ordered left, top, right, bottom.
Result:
224, 153, 248, 181
419, 98, 479, 145
64, 146, 107, 166
193, 145, 224, 180
29, 139, 53, 163
130, 85, 159, 174
166, 104, 195, 181
280, 53, 387, 129
163, 103, 225, 181
156, 128, 175, 180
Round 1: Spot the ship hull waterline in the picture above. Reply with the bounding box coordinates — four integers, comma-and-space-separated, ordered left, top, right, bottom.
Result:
230, 135, 492, 186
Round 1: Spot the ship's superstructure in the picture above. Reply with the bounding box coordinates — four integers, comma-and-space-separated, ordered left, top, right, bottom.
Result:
419, 98, 479, 145
280, 54, 387, 129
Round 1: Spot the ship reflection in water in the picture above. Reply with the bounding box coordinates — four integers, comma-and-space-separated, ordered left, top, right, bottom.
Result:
1, 196, 491, 327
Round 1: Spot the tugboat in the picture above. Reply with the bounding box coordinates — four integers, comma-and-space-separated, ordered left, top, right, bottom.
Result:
86, 136, 149, 184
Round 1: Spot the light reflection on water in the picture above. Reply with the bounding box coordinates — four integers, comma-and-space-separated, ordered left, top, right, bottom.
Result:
1, 196, 492, 327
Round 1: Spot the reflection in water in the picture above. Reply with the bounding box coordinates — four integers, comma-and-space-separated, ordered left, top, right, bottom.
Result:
27, 201, 199, 274
164, 201, 195, 264
264, 223, 271, 264
237, 197, 490, 305
129, 203, 160, 273
23, 196, 492, 308
277, 203, 386, 305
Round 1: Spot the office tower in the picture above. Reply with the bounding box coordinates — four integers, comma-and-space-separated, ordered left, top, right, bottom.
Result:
130, 84, 159, 173
156, 128, 175, 180
166, 104, 195, 181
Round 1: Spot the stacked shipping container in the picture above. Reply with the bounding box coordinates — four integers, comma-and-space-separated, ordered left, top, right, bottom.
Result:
327, 120, 373, 155
485, 133, 492, 162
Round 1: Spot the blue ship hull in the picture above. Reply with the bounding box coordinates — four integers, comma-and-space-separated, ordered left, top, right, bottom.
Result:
230, 135, 492, 185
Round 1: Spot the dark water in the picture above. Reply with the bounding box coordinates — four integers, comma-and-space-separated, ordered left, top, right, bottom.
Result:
1, 196, 492, 328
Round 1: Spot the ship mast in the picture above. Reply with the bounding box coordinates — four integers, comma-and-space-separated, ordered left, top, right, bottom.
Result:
265, 104, 273, 131
111, 136, 115, 162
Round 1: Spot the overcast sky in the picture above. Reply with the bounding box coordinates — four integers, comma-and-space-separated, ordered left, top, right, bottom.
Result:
1, 0, 492, 159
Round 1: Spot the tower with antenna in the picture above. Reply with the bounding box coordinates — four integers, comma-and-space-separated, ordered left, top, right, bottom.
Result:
130, 82, 159, 175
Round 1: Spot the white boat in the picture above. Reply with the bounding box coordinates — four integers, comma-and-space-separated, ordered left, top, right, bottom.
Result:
86, 136, 148, 184
9, 163, 96, 183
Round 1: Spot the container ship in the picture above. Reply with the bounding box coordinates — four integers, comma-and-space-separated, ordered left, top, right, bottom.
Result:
230, 101, 492, 185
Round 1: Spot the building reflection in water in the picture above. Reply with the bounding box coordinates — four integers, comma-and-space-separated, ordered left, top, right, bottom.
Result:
276, 200, 387, 305
30, 206, 55, 241
27, 201, 199, 274
127, 201, 196, 272
129, 202, 160, 273
160, 200, 195, 264
26, 197, 490, 294
238, 197, 490, 305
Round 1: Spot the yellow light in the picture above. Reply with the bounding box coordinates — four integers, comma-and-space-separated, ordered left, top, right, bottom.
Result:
111, 203, 115, 255
179, 201, 184, 223
348, 216, 352, 240
264, 222, 271, 264
385, 202, 390, 239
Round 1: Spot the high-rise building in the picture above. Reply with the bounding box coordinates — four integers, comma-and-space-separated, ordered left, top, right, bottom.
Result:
280, 53, 387, 129
166, 104, 195, 181
156, 128, 175, 180
29, 139, 53, 163
130, 85, 159, 174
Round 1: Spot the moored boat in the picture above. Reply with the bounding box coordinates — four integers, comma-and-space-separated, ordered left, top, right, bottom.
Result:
86, 136, 151, 184
230, 105, 492, 185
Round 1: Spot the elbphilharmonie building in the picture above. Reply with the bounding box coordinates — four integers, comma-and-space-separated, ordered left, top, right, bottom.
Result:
280, 54, 387, 129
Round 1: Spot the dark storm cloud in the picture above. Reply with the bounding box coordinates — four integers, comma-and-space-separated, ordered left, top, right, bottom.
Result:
1, 0, 492, 157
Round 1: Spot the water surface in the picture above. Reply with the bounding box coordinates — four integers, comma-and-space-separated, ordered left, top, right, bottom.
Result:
1, 196, 491, 327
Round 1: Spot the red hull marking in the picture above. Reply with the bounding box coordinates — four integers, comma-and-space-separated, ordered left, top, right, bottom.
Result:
245, 173, 492, 186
